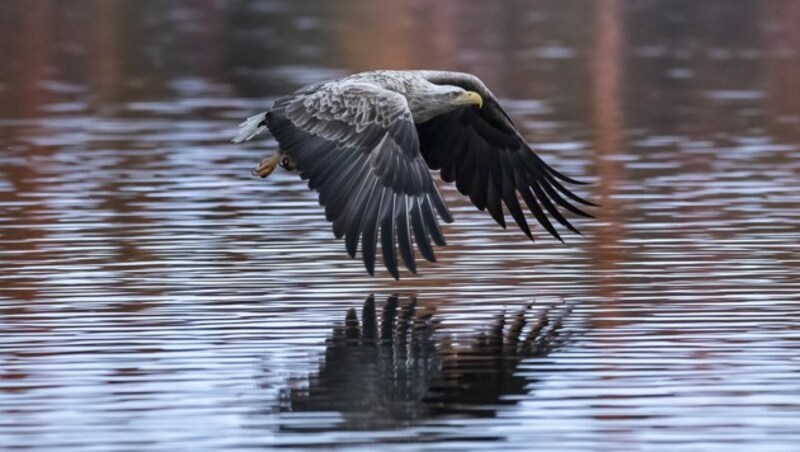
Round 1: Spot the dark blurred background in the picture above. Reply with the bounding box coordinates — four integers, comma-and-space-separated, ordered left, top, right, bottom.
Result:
2, 0, 799, 130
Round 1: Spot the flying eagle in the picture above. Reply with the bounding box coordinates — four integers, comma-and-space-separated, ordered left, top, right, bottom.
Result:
233, 70, 593, 278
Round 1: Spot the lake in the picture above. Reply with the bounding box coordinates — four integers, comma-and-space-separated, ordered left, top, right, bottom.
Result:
1, 0, 799, 449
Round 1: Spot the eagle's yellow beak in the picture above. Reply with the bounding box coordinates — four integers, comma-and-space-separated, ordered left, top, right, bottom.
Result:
459, 91, 483, 109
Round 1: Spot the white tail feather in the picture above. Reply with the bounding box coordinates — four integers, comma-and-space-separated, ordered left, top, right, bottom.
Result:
232, 112, 268, 144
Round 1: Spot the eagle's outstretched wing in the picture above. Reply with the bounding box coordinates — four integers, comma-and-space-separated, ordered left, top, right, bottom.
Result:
417, 71, 594, 242
266, 81, 452, 278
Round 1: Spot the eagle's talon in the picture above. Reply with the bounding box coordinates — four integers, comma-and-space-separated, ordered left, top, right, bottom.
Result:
253, 155, 279, 178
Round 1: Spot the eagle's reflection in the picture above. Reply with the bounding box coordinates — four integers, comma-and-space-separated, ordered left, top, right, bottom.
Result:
278, 295, 574, 431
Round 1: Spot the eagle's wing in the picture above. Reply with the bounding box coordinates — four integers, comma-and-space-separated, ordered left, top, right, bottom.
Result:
266, 81, 452, 278
417, 72, 594, 241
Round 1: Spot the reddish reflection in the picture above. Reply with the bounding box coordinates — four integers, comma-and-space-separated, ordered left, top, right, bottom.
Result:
0, 0, 54, 301
590, 0, 627, 311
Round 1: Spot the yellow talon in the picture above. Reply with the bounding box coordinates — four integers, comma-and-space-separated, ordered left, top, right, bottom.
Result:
253, 155, 280, 178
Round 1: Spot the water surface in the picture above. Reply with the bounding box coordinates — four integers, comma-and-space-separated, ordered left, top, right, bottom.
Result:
1, 1, 800, 450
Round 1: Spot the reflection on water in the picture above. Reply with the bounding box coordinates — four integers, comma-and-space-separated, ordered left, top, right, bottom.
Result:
1, 0, 800, 449
275, 295, 573, 432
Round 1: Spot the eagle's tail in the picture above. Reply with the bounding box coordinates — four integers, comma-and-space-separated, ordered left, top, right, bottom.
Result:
232, 112, 268, 144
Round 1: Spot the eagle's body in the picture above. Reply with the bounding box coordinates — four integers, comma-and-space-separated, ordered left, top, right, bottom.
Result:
234, 70, 593, 278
